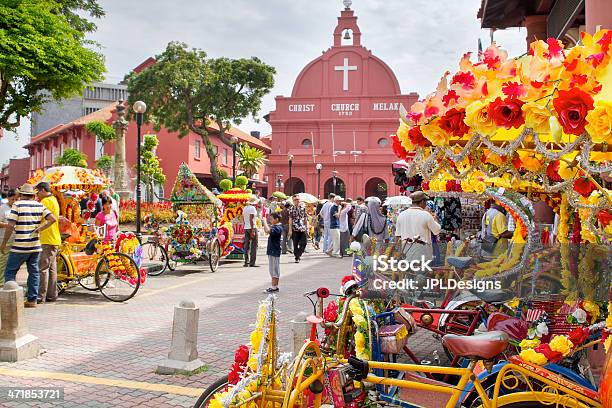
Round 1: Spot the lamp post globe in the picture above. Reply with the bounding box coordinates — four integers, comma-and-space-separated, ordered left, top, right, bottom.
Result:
133, 100, 147, 238
315, 163, 322, 198
287, 154, 294, 196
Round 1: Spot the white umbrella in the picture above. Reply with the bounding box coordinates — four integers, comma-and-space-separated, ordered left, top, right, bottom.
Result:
295, 192, 318, 204
384, 195, 412, 207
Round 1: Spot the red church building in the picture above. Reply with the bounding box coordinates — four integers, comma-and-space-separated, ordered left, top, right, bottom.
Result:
266, 1, 418, 199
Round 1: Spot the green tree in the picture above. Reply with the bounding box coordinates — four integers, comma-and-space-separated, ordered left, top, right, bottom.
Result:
126, 42, 275, 183
140, 134, 166, 202
54, 0, 105, 34
85, 120, 115, 156
56, 148, 87, 167
0, 0, 105, 131
237, 143, 266, 178
96, 154, 113, 171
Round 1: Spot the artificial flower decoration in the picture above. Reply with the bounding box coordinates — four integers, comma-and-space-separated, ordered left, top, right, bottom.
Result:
585, 100, 612, 143
522, 102, 552, 134
464, 100, 497, 135
552, 88, 594, 135
439, 108, 469, 136
488, 97, 525, 129
421, 120, 449, 146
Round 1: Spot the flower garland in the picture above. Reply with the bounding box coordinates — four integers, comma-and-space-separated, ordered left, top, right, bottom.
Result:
348, 298, 371, 360
519, 329, 584, 366
98, 243, 140, 286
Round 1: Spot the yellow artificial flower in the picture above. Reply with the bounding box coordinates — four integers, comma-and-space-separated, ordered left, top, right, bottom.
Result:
507, 297, 520, 309
517, 151, 544, 172
557, 161, 579, 181
484, 151, 505, 166
352, 314, 367, 329
421, 120, 449, 146
519, 338, 541, 350
549, 335, 574, 357
397, 121, 409, 142
605, 336, 611, 353
349, 299, 364, 316
465, 101, 497, 136
590, 152, 612, 162
582, 301, 600, 323
522, 102, 551, 134
519, 348, 548, 365
585, 100, 612, 144
250, 330, 263, 352
549, 116, 563, 143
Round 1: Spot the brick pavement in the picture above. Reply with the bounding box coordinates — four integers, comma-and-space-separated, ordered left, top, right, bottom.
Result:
0, 245, 443, 407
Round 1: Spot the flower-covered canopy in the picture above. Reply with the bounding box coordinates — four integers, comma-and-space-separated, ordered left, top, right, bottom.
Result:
393, 31, 612, 242
27, 166, 111, 194
394, 31, 612, 197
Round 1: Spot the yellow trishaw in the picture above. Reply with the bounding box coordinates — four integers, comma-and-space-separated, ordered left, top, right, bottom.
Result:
27, 166, 141, 302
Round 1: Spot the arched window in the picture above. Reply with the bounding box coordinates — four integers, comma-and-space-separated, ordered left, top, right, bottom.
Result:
324, 176, 346, 198
284, 177, 305, 195
302, 138, 312, 147
365, 177, 387, 200
377, 138, 389, 147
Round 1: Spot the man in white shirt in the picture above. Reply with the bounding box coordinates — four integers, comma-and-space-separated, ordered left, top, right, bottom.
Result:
0, 189, 17, 286
394, 191, 441, 269
318, 193, 335, 253
242, 197, 259, 267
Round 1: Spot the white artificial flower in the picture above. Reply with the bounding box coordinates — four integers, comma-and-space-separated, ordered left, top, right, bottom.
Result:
535, 321, 549, 338
572, 308, 587, 324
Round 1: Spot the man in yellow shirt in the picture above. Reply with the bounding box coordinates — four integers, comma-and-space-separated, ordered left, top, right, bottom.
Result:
36, 182, 61, 303
481, 203, 512, 256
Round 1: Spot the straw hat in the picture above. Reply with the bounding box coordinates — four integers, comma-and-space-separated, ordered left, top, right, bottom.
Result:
409, 191, 429, 203
18, 184, 35, 196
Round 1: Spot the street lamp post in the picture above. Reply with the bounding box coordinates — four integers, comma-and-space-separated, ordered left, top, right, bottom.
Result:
332, 170, 338, 195
287, 154, 294, 195
315, 163, 322, 198
231, 136, 238, 183
133, 100, 147, 239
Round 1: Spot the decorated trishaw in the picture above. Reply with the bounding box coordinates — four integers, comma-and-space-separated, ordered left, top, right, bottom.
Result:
217, 187, 252, 258
195, 31, 612, 408
27, 166, 142, 302
142, 163, 226, 274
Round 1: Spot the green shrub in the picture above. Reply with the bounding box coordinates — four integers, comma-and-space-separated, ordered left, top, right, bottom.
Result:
235, 175, 248, 188
219, 179, 233, 192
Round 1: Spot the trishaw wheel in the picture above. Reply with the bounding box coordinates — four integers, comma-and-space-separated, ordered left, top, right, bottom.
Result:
208, 239, 221, 273
78, 274, 100, 291
193, 375, 229, 408
56, 255, 71, 294
95, 252, 141, 302
140, 242, 168, 276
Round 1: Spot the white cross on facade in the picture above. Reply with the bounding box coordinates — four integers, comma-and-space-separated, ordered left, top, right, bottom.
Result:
334, 58, 357, 91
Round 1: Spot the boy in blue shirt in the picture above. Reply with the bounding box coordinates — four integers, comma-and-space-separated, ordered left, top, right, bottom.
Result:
263, 213, 283, 293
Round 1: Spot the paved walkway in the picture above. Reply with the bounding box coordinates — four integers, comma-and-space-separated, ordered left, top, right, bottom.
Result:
0, 246, 439, 407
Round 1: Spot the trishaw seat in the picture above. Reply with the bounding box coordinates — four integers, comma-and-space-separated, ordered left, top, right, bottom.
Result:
442, 331, 509, 360
446, 256, 473, 269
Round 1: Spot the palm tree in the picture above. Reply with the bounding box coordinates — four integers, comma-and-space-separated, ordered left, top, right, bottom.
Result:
237, 143, 267, 178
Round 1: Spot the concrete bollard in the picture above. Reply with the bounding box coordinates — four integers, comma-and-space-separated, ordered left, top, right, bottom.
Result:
157, 300, 206, 375
0, 281, 40, 362
290, 312, 311, 356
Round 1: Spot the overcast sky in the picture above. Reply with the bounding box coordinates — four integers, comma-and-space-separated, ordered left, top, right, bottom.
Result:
0, 0, 527, 163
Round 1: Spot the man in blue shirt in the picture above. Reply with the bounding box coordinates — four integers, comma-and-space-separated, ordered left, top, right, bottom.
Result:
326, 196, 342, 258
263, 213, 283, 293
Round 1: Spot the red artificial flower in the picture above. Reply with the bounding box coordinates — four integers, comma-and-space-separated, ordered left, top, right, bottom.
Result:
512, 154, 523, 171
546, 161, 563, 182
407, 111, 422, 124
488, 97, 525, 129
481, 81, 489, 96
502, 82, 527, 98
424, 105, 439, 118
442, 90, 459, 107
323, 301, 338, 323
228, 362, 243, 385
439, 108, 469, 137
408, 126, 431, 147
586, 53, 605, 68
482, 49, 502, 69
552, 88, 594, 135
597, 209, 612, 228
568, 327, 589, 346
421, 181, 430, 191
451, 71, 476, 89
534, 343, 563, 363
573, 176, 597, 198
341, 275, 354, 285
391, 135, 410, 159
570, 74, 588, 88
234, 344, 250, 365
545, 38, 564, 59
531, 80, 545, 89
564, 58, 579, 71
